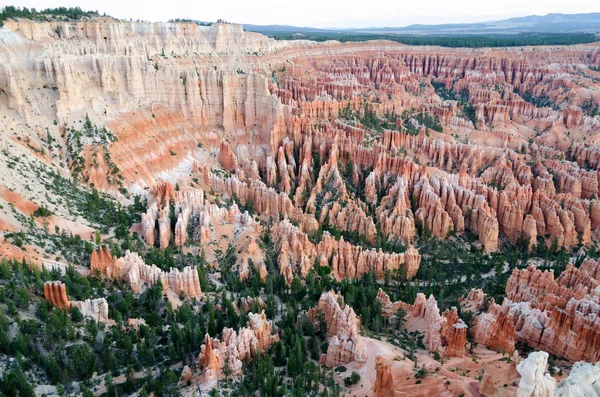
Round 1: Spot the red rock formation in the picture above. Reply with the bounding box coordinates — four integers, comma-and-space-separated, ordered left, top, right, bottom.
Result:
422, 296, 467, 358
5, 21, 600, 377
313, 127, 598, 253
376, 288, 413, 318
3, 17, 600, 259
459, 288, 486, 313
479, 372, 502, 397
320, 234, 421, 281
127, 318, 147, 329
562, 107, 583, 128
471, 301, 516, 354
198, 311, 279, 380
140, 203, 171, 249
318, 200, 377, 244
198, 334, 220, 380
570, 142, 600, 171
473, 261, 600, 362
247, 311, 278, 351
239, 296, 266, 314
140, 185, 259, 251
505, 265, 594, 310
376, 290, 465, 357
375, 176, 416, 243
373, 356, 395, 397
312, 291, 367, 367
44, 281, 70, 310
209, 171, 298, 219
89, 249, 202, 298
44, 281, 110, 322
181, 366, 192, 382
413, 176, 455, 239
218, 139, 237, 171
360, 155, 500, 251
90, 245, 115, 276
274, 219, 421, 284
441, 308, 468, 357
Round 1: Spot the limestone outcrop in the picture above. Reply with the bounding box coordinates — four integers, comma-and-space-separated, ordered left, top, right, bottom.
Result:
71, 298, 110, 323
90, 249, 202, 298
376, 290, 466, 357
311, 291, 367, 367
274, 219, 421, 284
473, 260, 600, 362
554, 361, 600, 397
197, 311, 279, 380
516, 351, 556, 397
373, 356, 395, 397
43, 281, 109, 322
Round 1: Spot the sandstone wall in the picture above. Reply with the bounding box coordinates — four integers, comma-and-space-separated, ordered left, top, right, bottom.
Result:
309, 291, 367, 367
473, 260, 600, 362
376, 289, 466, 357
274, 219, 421, 284
43, 281, 110, 322
90, 249, 202, 298
198, 311, 279, 380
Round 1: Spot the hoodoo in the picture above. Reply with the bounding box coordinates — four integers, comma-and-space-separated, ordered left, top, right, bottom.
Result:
1, 6, 600, 396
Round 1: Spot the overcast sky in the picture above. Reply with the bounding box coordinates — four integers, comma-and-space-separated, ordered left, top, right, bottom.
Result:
8, 0, 600, 28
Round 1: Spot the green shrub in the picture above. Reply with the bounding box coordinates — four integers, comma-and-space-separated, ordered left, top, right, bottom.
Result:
343, 371, 360, 386
33, 205, 52, 218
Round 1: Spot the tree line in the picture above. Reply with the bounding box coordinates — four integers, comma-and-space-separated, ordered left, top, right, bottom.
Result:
260, 31, 598, 48
0, 6, 101, 26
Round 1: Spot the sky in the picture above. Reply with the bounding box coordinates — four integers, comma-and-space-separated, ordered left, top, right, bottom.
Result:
6, 0, 600, 28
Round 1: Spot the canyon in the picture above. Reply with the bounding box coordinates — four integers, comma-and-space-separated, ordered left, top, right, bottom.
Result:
3, 18, 600, 256
0, 11, 599, 397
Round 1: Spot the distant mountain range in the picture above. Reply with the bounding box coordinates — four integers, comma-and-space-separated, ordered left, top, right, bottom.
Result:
243, 13, 600, 35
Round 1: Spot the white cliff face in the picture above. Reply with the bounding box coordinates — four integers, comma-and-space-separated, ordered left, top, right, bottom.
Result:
0, 19, 295, 189
555, 361, 600, 397
71, 298, 110, 322
516, 351, 557, 397
0, 19, 284, 123
2, 20, 288, 56
92, 250, 202, 298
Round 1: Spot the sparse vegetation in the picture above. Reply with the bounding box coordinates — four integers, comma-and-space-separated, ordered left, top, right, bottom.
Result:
0, 5, 102, 26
